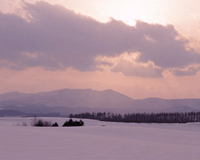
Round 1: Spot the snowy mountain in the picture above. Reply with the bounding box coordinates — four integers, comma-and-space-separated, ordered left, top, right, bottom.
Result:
0, 89, 200, 114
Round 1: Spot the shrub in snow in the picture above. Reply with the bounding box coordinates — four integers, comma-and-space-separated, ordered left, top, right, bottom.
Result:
31, 117, 52, 127
52, 122, 59, 127
14, 121, 29, 126
62, 119, 84, 127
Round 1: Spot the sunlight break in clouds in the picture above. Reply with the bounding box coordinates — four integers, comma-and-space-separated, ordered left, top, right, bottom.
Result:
95, 52, 162, 78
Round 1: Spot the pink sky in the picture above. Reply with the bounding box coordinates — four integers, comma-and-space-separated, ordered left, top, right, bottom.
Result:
0, 0, 200, 99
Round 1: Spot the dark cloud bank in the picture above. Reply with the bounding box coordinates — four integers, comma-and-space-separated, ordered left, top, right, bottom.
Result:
0, 1, 200, 77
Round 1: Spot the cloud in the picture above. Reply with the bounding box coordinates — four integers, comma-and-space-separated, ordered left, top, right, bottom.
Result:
111, 59, 163, 78
96, 52, 163, 78
172, 65, 200, 76
0, 1, 200, 77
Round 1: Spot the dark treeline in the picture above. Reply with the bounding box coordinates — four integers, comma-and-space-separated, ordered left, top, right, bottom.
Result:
32, 118, 84, 127
62, 119, 84, 127
69, 112, 200, 123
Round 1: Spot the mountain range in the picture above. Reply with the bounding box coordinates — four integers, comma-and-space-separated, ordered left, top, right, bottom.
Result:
0, 88, 200, 115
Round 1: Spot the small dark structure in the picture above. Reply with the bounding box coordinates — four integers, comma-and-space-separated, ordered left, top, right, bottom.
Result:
52, 122, 59, 127
62, 119, 84, 127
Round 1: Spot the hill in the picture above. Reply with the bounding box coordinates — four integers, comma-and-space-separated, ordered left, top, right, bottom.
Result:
0, 89, 200, 115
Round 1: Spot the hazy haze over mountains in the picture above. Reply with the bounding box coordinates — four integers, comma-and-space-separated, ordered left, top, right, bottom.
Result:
0, 89, 200, 115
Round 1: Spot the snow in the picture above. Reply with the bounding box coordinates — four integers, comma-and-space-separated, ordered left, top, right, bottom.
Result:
0, 117, 200, 160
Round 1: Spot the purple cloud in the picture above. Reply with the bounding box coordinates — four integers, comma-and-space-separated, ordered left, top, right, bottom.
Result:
173, 66, 200, 76
0, 1, 200, 77
111, 59, 163, 78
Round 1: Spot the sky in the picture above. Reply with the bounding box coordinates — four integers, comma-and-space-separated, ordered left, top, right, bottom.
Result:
0, 0, 200, 99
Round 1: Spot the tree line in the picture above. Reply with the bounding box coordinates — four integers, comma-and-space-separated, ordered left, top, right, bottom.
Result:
32, 117, 84, 127
69, 112, 200, 123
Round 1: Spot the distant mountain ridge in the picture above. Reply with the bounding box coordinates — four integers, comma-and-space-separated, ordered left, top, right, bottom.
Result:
0, 89, 200, 115
0, 89, 134, 108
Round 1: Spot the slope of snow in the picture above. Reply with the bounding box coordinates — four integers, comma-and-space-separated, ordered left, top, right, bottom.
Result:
0, 117, 200, 160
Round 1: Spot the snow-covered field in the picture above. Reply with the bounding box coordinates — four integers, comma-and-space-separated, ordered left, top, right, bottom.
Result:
0, 117, 200, 160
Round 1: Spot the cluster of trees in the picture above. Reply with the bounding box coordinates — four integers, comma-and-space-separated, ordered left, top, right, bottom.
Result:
62, 119, 84, 127
32, 118, 84, 127
69, 112, 200, 123
32, 118, 52, 127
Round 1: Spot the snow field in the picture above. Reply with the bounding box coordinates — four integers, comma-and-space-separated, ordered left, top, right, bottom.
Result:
0, 117, 200, 160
